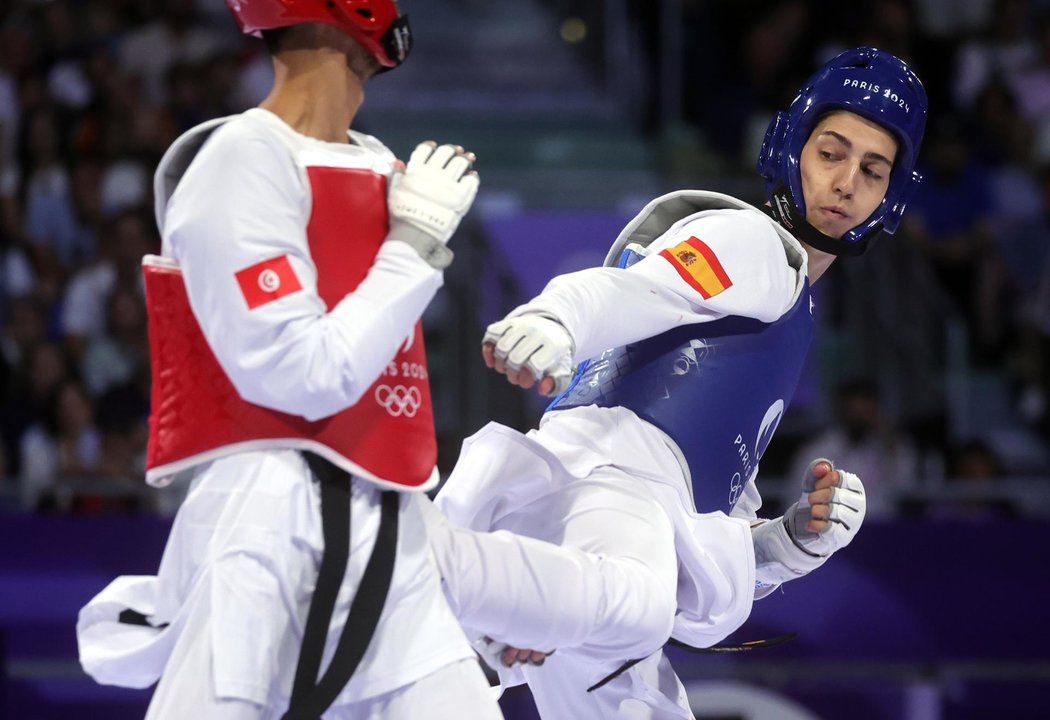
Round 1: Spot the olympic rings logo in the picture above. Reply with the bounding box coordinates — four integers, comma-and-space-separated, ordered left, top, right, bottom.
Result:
374, 384, 422, 418
258, 268, 281, 293
729, 472, 743, 506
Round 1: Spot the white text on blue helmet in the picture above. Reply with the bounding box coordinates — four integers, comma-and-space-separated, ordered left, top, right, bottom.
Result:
842, 78, 910, 113
842, 79, 880, 94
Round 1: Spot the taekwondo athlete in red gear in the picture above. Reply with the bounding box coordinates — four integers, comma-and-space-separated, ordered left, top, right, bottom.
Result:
76, 2, 503, 718
424, 48, 928, 719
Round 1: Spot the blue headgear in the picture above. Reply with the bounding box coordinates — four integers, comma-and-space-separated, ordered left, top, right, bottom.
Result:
756, 47, 928, 256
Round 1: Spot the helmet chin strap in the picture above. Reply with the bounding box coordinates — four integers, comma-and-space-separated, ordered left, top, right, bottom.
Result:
374, 14, 412, 73
764, 183, 882, 258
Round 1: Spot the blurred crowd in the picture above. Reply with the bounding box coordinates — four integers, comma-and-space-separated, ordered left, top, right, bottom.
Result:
1, 0, 1048, 518
0, 0, 257, 512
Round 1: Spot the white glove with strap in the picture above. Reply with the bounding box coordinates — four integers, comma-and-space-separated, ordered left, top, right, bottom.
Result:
388, 142, 479, 267
751, 458, 866, 594
482, 313, 575, 396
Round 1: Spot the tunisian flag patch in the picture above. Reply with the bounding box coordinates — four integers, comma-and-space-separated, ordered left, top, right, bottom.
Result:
235, 254, 303, 310
659, 236, 733, 299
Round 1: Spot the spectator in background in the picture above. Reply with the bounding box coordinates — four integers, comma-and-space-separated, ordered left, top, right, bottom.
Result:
19, 105, 90, 296
0, 132, 36, 300
954, 75, 1050, 444
72, 46, 177, 164
682, 0, 816, 169
95, 382, 149, 483
788, 379, 920, 518
855, 0, 955, 118
90, 382, 151, 513
18, 377, 102, 510
913, 0, 996, 41
40, 0, 94, 112
0, 294, 47, 380
0, 339, 71, 480
1017, 167, 1050, 439
117, 0, 232, 104
0, 67, 18, 240
855, 0, 920, 65
0, 15, 37, 174
0, 295, 48, 449
164, 62, 207, 135
82, 285, 149, 399
953, 438, 1004, 478
977, 84, 1046, 319
966, 77, 1027, 169
952, 0, 1037, 110
926, 439, 1018, 519
0, 64, 29, 295
0, 233, 35, 303
1009, 15, 1050, 161
903, 118, 1008, 365
99, 159, 151, 218
61, 208, 153, 363
198, 52, 242, 121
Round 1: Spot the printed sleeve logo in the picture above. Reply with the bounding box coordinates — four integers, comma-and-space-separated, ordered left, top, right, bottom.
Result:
659, 236, 733, 300
235, 255, 303, 310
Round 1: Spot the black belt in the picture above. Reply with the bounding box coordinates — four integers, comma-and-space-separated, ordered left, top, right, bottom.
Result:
586, 632, 798, 692
282, 453, 400, 720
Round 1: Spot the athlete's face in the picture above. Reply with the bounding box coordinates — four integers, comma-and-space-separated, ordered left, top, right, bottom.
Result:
799, 111, 898, 239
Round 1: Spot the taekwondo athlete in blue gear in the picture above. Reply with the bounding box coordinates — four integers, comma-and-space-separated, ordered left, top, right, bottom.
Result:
551, 47, 926, 518
426, 47, 928, 719
550, 223, 814, 516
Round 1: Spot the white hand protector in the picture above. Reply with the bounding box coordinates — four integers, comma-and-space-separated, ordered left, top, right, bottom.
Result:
483, 313, 575, 396
751, 459, 866, 591
786, 458, 866, 556
388, 142, 479, 245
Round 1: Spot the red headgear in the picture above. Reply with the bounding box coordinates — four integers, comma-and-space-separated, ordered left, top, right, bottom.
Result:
225, 0, 411, 69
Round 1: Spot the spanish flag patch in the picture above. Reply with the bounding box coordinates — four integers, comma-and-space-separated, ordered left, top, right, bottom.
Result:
659, 236, 733, 299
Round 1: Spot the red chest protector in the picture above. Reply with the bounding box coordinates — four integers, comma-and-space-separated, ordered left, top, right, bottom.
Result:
144, 166, 438, 491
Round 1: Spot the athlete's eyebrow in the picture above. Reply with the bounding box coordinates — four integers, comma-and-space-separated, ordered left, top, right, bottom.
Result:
819, 129, 894, 167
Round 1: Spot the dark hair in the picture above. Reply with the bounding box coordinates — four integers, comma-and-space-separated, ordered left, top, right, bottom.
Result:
40, 379, 92, 437
260, 27, 291, 55
836, 378, 880, 400
948, 439, 1003, 479
259, 22, 380, 79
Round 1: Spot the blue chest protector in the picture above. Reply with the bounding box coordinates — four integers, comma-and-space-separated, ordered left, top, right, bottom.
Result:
548, 249, 814, 515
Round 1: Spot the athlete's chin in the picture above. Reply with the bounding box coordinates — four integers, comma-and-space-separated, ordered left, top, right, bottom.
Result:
809, 221, 844, 239
806, 208, 853, 239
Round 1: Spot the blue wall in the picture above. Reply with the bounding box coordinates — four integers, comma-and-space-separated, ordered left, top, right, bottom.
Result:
2, 514, 1048, 718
